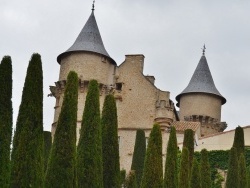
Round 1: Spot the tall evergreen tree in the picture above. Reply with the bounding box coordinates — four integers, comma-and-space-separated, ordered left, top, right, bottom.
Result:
0, 56, 12, 187
189, 158, 201, 188
102, 94, 120, 188
183, 129, 194, 169
77, 80, 103, 188
238, 153, 247, 188
43, 131, 52, 173
125, 170, 138, 188
131, 129, 146, 187
225, 147, 239, 188
45, 71, 78, 187
141, 123, 163, 188
233, 126, 245, 156
10, 53, 44, 187
247, 166, 250, 188
178, 147, 190, 188
120, 169, 126, 188
164, 126, 178, 188
200, 149, 211, 188
124, 170, 138, 188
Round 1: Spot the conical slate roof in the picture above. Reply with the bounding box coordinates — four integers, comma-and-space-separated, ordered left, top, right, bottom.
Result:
176, 55, 226, 107
57, 11, 116, 65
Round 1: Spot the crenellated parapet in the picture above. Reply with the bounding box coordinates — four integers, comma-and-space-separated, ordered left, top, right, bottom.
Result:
184, 115, 227, 136
49, 79, 116, 99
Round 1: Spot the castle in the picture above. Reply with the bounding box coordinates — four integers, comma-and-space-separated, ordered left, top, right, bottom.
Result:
49, 6, 248, 172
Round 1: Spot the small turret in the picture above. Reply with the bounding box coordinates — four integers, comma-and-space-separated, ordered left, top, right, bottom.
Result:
176, 47, 227, 136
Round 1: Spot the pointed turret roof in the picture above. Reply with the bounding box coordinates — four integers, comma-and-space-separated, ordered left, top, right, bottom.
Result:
176, 54, 226, 107
57, 10, 116, 65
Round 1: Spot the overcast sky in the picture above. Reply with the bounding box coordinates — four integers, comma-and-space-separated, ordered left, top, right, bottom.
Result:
0, 0, 249, 132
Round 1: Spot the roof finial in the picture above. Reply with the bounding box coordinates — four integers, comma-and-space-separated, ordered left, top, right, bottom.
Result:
92, 0, 95, 11
202, 44, 206, 56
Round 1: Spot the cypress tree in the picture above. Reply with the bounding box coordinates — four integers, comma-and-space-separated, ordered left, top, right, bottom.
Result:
77, 79, 103, 188
225, 147, 239, 188
233, 126, 245, 156
178, 147, 190, 188
0, 56, 12, 187
102, 94, 120, 188
200, 149, 211, 188
141, 123, 163, 188
247, 166, 250, 188
183, 129, 194, 169
125, 170, 138, 188
43, 131, 52, 173
164, 126, 178, 188
10, 53, 44, 187
131, 129, 146, 187
120, 169, 126, 187
45, 71, 78, 187
238, 153, 247, 188
189, 158, 201, 188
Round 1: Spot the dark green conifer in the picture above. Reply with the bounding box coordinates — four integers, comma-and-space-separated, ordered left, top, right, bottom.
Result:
43, 131, 52, 173
120, 169, 126, 187
125, 170, 138, 188
178, 147, 190, 188
247, 166, 250, 188
45, 71, 78, 187
77, 80, 103, 188
164, 126, 178, 188
238, 153, 247, 188
200, 149, 212, 188
233, 126, 245, 156
131, 129, 146, 187
10, 53, 44, 187
183, 129, 194, 169
0, 56, 12, 187
102, 94, 120, 188
141, 124, 163, 188
225, 147, 239, 188
189, 158, 201, 188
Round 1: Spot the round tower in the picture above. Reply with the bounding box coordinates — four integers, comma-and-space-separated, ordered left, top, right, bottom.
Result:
176, 48, 227, 136
50, 7, 116, 139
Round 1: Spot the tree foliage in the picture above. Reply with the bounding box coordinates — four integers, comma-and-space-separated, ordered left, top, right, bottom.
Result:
120, 169, 126, 187
233, 126, 245, 156
124, 170, 137, 188
131, 129, 146, 187
77, 80, 103, 188
178, 147, 190, 188
183, 129, 194, 169
0, 56, 12, 187
141, 124, 163, 188
200, 149, 212, 188
102, 94, 120, 188
10, 53, 44, 187
225, 147, 239, 188
43, 131, 52, 173
164, 126, 178, 188
45, 71, 78, 187
189, 158, 201, 188
239, 153, 247, 188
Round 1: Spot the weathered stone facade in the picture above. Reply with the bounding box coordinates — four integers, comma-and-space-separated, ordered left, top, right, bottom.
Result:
49, 9, 228, 173
50, 53, 176, 172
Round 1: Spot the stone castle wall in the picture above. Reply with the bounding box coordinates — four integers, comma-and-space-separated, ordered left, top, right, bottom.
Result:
179, 93, 222, 121
59, 52, 115, 85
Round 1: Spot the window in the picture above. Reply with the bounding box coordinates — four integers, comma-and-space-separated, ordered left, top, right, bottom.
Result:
116, 83, 122, 91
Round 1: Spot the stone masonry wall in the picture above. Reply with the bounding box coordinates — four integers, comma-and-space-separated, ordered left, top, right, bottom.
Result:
179, 93, 222, 121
